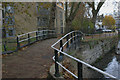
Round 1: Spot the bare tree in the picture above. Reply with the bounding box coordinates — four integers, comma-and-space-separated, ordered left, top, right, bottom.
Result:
87, 1, 105, 28
49, 2, 56, 30
65, 2, 81, 33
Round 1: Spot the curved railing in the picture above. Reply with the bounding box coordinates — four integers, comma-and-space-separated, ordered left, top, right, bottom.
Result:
51, 31, 118, 80
17, 30, 56, 49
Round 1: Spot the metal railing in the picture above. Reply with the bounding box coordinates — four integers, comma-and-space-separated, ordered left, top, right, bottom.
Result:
84, 32, 117, 40
17, 30, 56, 50
2, 29, 55, 54
51, 30, 119, 80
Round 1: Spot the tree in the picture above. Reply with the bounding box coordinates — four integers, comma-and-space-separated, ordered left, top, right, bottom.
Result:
87, 1, 105, 28
71, 3, 94, 33
65, 1, 105, 33
49, 2, 56, 29
102, 15, 116, 29
65, 2, 81, 33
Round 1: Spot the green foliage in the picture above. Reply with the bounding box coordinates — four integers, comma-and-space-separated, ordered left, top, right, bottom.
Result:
72, 18, 94, 34
37, 3, 51, 12
102, 15, 116, 28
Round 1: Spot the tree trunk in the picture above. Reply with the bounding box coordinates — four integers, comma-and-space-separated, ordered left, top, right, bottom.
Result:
49, 2, 56, 30
65, 20, 72, 34
92, 10, 97, 33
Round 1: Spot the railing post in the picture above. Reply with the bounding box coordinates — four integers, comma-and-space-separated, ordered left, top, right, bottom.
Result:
46, 30, 48, 39
60, 40, 63, 57
118, 30, 120, 40
70, 33, 73, 44
73, 32, 76, 49
36, 31, 38, 41
42, 30, 44, 40
74, 32, 76, 42
38, 31, 41, 40
17, 36, 20, 50
4, 41, 7, 52
51, 30, 53, 38
78, 62, 83, 80
77, 32, 79, 41
48, 30, 50, 38
66, 35, 69, 48
28, 33, 30, 45
54, 49, 60, 77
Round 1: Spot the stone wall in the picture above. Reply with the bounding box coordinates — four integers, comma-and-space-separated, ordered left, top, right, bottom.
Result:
63, 36, 118, 78
13, 2, 37, 35
76, 37, 118, 78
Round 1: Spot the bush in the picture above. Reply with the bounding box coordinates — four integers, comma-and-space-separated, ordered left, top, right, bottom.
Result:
71, 18, 94, 34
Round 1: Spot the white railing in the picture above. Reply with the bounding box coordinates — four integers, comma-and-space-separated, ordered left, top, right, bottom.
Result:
51, 31, 119, 80
17, 29, 56, 49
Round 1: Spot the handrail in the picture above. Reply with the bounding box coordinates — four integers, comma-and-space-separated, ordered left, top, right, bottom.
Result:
51, 31, 118, 80
18, 30, 55, 37
16, 29, 55, 50
51, 30, 84, 48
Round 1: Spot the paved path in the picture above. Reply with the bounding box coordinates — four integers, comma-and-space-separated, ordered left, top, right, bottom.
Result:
2, 38, 58, 78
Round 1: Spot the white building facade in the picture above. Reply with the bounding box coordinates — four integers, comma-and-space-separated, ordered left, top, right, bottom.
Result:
114, 1, 120, 28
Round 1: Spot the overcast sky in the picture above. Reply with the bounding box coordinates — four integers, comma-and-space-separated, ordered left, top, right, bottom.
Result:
99, 0, 120, 16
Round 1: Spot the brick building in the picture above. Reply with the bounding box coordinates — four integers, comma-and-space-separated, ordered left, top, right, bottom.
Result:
1, 2, 65, 38
55, 2, 65, 34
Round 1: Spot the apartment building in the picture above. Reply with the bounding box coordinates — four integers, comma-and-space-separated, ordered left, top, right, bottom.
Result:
1, 2, 65, 38
55, 2, 65, 34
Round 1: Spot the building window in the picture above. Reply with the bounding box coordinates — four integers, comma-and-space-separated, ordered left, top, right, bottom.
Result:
5, 16, 15, 26
8, 29, 14, 36
60, 20, 63, 27
2, 10, 5, 18
61, 27, 63, 34
6, 28, 15, 37
37, 17, 48, 27
6, 5, 14, 14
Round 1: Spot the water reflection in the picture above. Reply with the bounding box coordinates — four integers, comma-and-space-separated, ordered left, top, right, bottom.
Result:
104, 55, 120, 79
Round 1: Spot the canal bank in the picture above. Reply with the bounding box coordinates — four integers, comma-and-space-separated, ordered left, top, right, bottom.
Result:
92, 49, 120, 79
63, 36, 118, 78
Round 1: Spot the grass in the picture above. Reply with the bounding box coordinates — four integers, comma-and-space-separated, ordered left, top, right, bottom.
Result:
2, 38, 36, 52
2, 37, 36, 52
2, 38, 17, 52
83, 34, 118, 43
79, 33, 118, 54
2, 43, 17, 52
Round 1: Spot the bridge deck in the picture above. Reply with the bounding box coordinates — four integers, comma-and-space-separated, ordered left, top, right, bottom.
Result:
2, 38, 58, 78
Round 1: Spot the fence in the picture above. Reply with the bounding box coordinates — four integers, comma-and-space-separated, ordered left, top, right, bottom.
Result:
84, 32, 117, 40
51, 31, 118, 80
2, 29, 56, 54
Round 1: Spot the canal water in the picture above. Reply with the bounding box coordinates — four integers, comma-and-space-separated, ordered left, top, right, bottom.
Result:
104, 54, 120, 79
93, 50, 120, 79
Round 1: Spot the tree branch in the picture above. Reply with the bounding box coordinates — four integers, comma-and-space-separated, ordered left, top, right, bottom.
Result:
96, 2, 104, 13
65, 2, 68, 23
69, 2, 75, 18
69, 2, 81, 21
